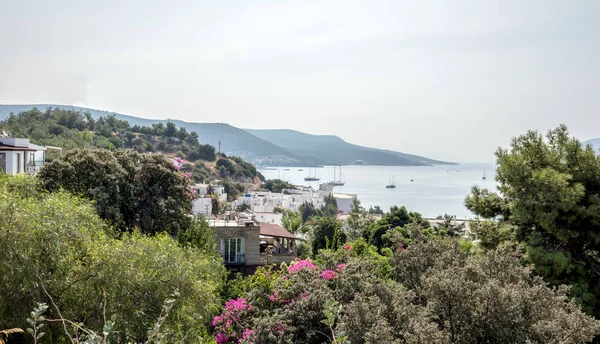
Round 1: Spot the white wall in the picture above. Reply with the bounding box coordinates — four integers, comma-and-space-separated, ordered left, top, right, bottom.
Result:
254, 212, 283, 225
1, 151, 26, 175
334, 195, 356, 214
192, 197, 213, 216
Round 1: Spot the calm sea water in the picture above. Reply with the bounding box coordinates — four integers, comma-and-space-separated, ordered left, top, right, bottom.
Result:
258, 163, 497, 219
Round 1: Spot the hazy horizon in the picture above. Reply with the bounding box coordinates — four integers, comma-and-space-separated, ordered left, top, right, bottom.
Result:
1, 0, 599, 163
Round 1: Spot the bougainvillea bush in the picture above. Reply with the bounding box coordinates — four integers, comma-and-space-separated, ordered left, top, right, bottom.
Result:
214, 238, 600, 344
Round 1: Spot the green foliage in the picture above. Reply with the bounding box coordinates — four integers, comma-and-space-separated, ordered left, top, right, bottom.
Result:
362, 205, 431, 251
281, 210, 302, 235
261, 179, 296, 193
433, 213, 466, 237
310, 217, 346, 254
221, 238, 600, 344
346, 199, 376, 241
0, 107, 260, 188
0, 174, 226, 343
38, 148, 192, 235
368, 205, 384, 215
299, 201, 320, 223
465, 125, 600, 315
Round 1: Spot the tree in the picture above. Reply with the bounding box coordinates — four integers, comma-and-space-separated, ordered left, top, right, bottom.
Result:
299, 201, 320, 223
434, 214, 466, 237
261, 179, 295, 193
164, 121, 177, 137
38, 148, 193, 235
368, 205, 384, 215
465, 125, 600, 316
311, 217, 346, 253
346, 199, 375, 241
281, 210, 302, 234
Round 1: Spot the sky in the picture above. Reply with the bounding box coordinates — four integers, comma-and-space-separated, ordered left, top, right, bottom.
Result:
1, 0, 599, 162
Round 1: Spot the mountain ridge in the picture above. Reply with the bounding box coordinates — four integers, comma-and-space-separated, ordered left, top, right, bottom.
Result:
245, 128, 453, 166
0, 104, 453, 166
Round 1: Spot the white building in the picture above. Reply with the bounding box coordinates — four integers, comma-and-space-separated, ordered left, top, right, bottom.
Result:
0, 137, 58, 175
192, 197, 213, 216
333, 193, 357, 214
254, 212, 283, 226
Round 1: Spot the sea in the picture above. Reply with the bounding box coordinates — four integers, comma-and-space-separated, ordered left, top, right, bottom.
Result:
258, 163, 497, 220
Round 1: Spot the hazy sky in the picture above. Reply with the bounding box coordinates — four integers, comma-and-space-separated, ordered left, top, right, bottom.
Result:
1, 0, 599, 162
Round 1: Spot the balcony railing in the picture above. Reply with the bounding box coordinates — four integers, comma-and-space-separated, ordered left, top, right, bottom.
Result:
26, 161, 44, 175
223, 254, 245, 265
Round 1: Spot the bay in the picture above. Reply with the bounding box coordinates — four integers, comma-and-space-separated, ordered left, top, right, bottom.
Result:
258, 163, 497, 219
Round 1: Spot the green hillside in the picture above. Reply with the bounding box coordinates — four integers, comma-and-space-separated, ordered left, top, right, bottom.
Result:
0, 104, 324, 167
245, 129, 455, 166
0, 107, 264, 199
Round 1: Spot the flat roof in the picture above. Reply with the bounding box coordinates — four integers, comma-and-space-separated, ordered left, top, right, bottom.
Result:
0, 144, 37, 151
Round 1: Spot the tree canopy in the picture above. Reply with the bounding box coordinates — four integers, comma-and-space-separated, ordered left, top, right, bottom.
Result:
38, 148, 193, 235
465, 124, 600, 316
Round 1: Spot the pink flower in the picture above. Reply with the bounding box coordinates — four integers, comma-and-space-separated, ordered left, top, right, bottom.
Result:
212, 315, 223, 326
241, 328, 256, 341
225, 298, 251, 312
336, 263, 346, 272
269, 292, 279, 302
216, 332, 229, 344
288, 259, 318, 273
343, 244, 352, 251
321, 270, 336, 280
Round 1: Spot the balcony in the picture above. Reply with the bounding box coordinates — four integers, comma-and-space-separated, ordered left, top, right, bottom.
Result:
223, 254, 245, 265
26, 161, 44, 175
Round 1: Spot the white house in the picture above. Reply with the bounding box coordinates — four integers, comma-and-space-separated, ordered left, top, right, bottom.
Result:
192, 197, 213, 217
0, 137, 56, 175
333, 193, 357, 214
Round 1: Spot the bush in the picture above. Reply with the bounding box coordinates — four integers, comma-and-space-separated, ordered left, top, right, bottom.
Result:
0, 174, 226, 343
211, 238, 600, 344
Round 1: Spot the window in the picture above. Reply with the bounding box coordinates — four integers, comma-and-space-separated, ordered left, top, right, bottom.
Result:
221, 237, 245, 263
0, 153, 5, 173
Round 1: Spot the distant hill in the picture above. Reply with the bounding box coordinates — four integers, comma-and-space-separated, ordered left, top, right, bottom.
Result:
0, 104, 323, 166
245, 129, 454, 166
0, 104, 452, 166
583, 138, 600, 153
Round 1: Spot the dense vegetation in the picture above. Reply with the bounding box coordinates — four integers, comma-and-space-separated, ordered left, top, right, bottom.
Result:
2, 124, 600, 343
260, 179, 296, 193
218, 240, 599, 343
0, 107, 264, 189
38, 148, 193, 235
0, 174, 225, 343
466, 125, 600, 317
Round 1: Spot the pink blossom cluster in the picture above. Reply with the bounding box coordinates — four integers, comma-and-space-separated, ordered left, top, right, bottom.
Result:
240, 328, 256, 343
269, 291, 293, 304
343, 244, 352, 251
213, 298, 253, 343
288, 259, 318, 273
321, 270, 336, 280
336, 263, 346, 272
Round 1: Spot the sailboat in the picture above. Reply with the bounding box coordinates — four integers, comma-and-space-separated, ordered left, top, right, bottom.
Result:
482, 170, 487, 180
304, 167, 320, 181
386, 176, 396, 189
330, 164, 345, 186
410, 173, 414, 182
